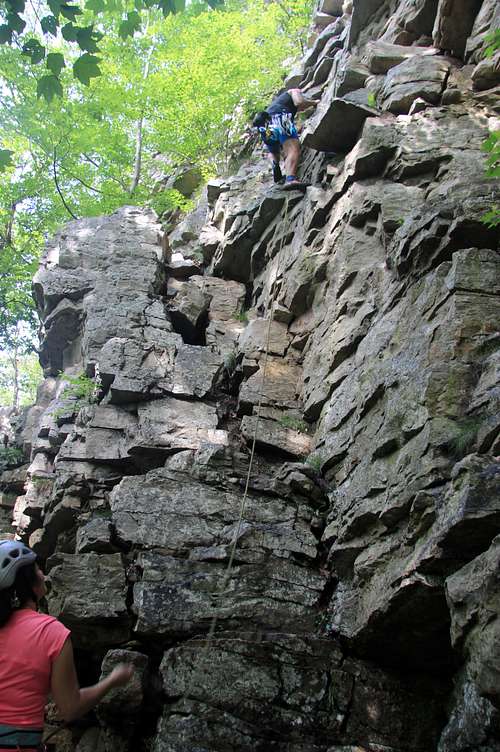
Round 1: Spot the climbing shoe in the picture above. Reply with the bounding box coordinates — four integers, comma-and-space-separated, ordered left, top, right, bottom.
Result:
283, 176, 307, 191
272, 162, 283, 183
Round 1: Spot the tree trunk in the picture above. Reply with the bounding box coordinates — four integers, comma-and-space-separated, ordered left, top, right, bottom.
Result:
129, 35, 154, 196
11, 340, 19, 411
129, 115, 144, 196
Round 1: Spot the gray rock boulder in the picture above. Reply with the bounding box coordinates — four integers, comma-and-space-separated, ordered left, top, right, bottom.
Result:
238, 318, 291, 358
76, 517, 117, 554
133, 553, 323, 637
239, 357, 303, 414
97, 649, 149, 727
190, 275, 246, 321
303, 95, 377, 152
433, 0, 483, 59
128, 398, 226, 461
446, 536, 500, 709
240, 415, 312, 458
438, 677, 500, 752
75, 727, 128, 752
153, 633, 444, 752
380, 0, 438, 44
380, 55, 451, 113
465, 0, 500, 62
471, 50, 500, 91
363, 41, 439, 74
47, 553, 130, 648
167, 280, 211, 343
167, 253, 202, 279
348, 0, 385, 47
320, 0, 343, 15
110, 465, 316, 559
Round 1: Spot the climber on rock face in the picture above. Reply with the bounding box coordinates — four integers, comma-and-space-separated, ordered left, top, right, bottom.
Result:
252, 88, 317, 189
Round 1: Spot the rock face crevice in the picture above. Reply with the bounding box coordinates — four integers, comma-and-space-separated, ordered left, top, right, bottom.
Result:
1, 1, 500, 750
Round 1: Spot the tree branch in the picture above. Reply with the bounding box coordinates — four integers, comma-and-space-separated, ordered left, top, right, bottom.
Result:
52, 148, 79, 220
60, 167, 123, 198
82, 154, 129, 191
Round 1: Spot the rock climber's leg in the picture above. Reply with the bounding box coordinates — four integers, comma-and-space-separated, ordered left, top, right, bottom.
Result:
271, 152, 283, 183
265, 140, 283, 183
282, 137, 301, 184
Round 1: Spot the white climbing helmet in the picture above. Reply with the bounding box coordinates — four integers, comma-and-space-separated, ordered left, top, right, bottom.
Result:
0, 540, 36, 591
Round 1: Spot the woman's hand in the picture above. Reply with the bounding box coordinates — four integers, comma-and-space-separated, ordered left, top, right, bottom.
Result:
109, 663, 134, 688
52, 641, 135, 721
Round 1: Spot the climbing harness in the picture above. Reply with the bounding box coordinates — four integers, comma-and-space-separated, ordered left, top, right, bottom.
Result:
0, 725, 43, 750
0, 723, 68, 750
0, 722, 68, 750
180, 194, 298, 700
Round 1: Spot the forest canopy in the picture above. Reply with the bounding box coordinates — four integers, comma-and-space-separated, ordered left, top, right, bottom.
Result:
0, 0, 313, 406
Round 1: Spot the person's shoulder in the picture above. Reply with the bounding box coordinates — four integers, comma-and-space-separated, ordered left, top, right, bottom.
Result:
35, 612, 62, 627
20, 610, 68, 634
35, 613, 71, 652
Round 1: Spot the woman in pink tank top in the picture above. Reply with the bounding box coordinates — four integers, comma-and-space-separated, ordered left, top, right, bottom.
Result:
0, 540, 133, 752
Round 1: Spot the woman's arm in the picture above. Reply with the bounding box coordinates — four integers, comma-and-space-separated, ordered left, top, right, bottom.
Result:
51, 639, 133, 722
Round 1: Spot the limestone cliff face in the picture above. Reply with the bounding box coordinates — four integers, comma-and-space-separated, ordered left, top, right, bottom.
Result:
1, 1, 500, 750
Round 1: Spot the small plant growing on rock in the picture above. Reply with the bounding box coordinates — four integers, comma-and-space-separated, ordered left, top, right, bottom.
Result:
481, 130, 500, 227
447, 416, 484, 457
0, 446, 24, 466
481, 31, 500, 228
279, 415, 309, 433
236, 309, 248, 323
29, 475, 53, 488
223, 349, 238, 375
51, 371, 101, 421
305, 453, 324, 474
367, 92, 377, 108
484, 29, 500, 58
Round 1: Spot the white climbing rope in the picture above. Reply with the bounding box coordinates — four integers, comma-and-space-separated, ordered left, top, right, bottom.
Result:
180, 193, 294, 700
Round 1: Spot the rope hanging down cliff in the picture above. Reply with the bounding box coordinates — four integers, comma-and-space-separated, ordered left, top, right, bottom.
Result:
180, 192, 298, 700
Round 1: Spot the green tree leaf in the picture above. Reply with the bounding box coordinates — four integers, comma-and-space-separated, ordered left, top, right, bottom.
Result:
6, 12, 26, 33
85, 0, 106, 10
46, 52, 65, 76
0, 25, 13, 43
0, 149, 14, 172
5, 0, 26, 13
41, 15, 58, 36
36, 73, 63, 101
59, 3, 83, 20
73, 52, 101, 85
47, 0, 63, 17
61, 21, 78, 40
22, 39, 46, 64
118, 11, 141, 39
157, 0, 174, 15
76, 24, 102, 52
